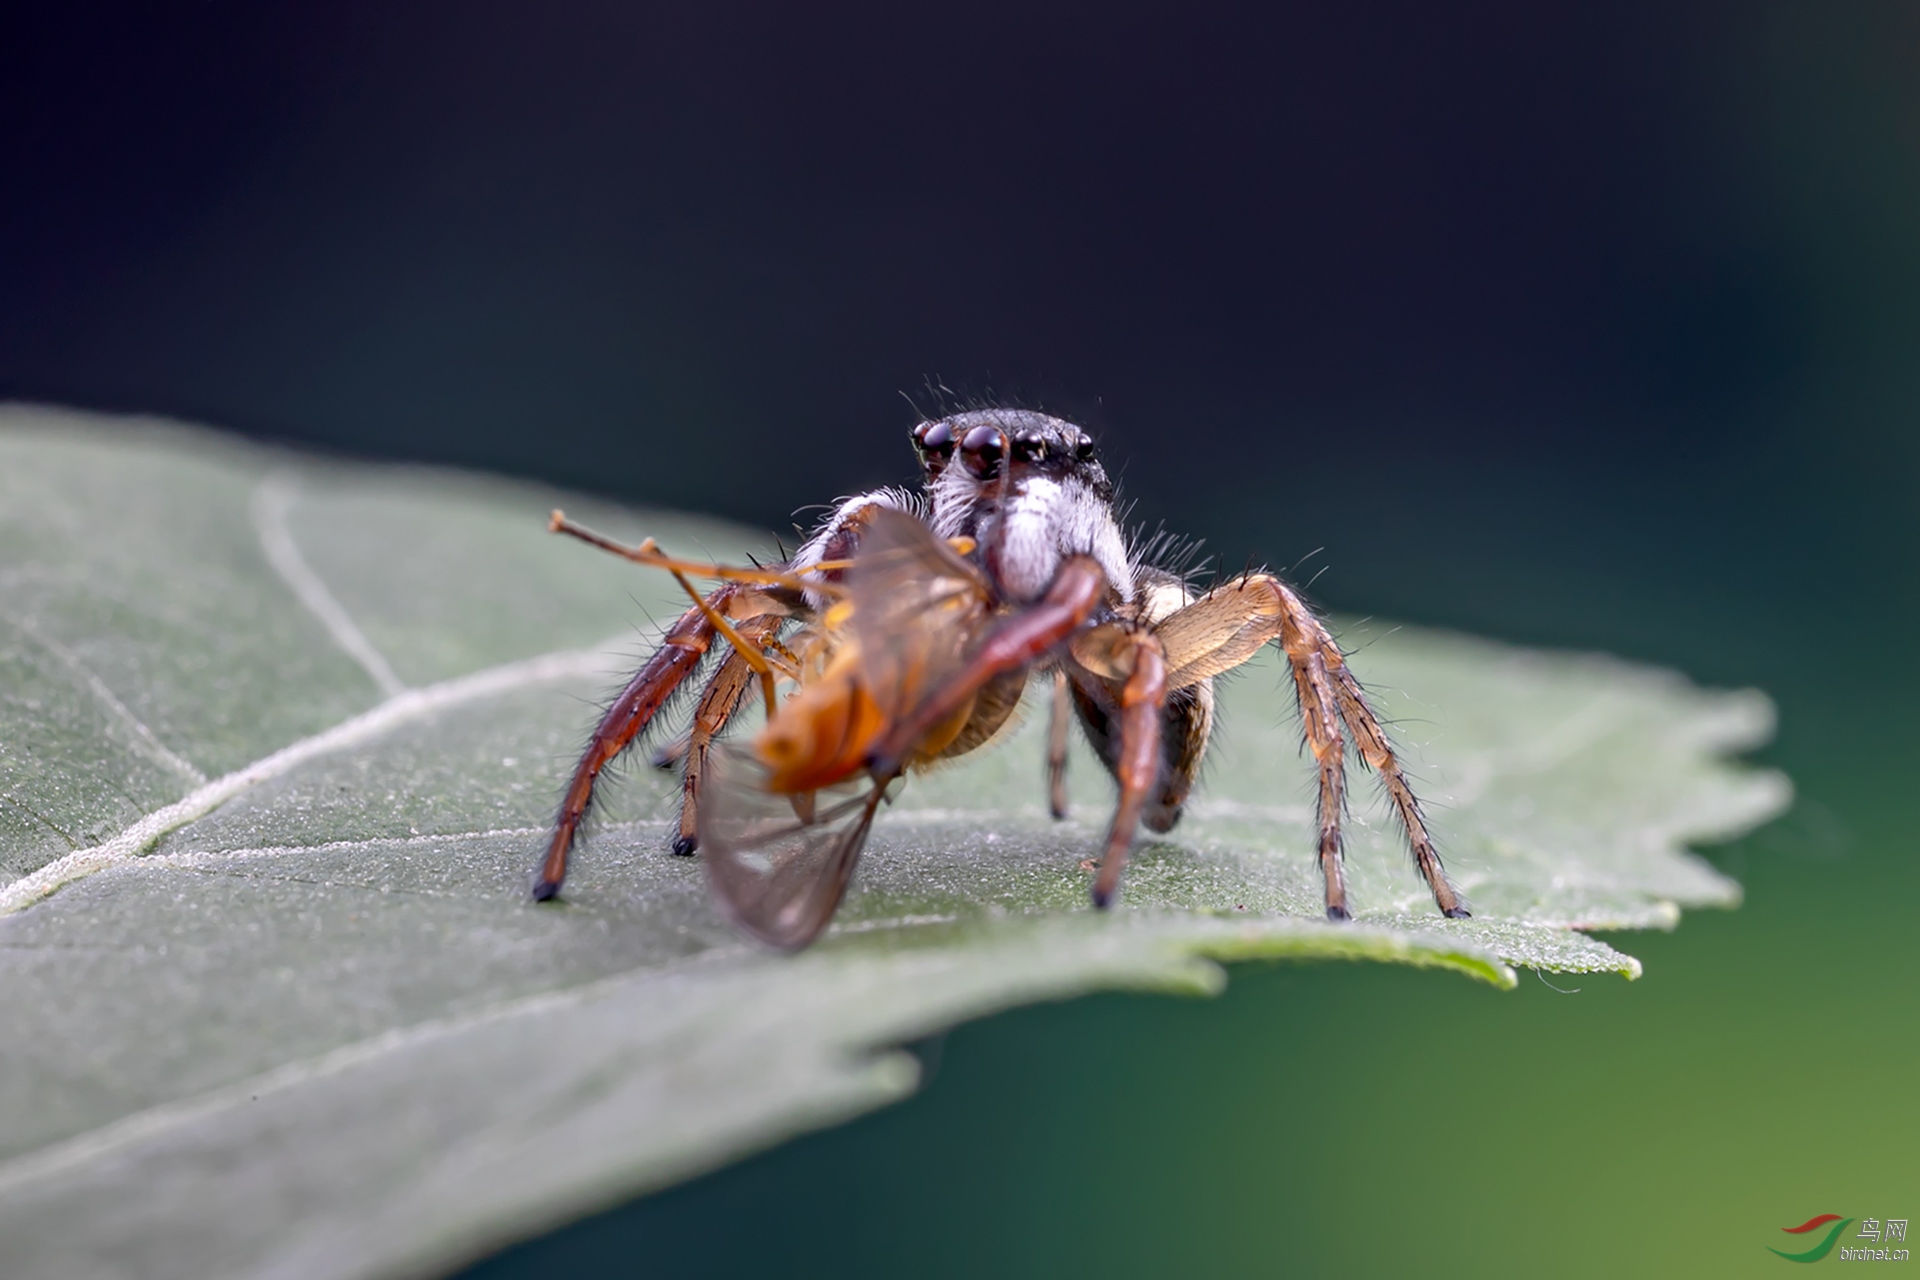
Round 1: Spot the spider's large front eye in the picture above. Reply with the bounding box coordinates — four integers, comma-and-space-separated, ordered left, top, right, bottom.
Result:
913, 420, 954, 460
1010, 436, 1047, 463
959, 425, 1005, 479
1074, 435, 1095, 461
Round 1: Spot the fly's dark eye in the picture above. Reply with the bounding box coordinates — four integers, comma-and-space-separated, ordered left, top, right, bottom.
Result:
1075, 436, 1095, 461
1011, 436, 1046, 463
914, 421, 954, 457
959, 424, 1004, 478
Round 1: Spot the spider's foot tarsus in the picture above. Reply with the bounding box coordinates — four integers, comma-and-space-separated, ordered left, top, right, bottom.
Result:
671, 834, 699, 857
530, 877, 563, 903
1443, 904, 1472, 919
1325, 903, 1352, 922
1090, 883, 1116, 910
1050, 800, 1070, 821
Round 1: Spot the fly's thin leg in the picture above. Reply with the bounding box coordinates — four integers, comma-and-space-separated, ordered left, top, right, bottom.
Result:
674, 613, 782, 855
1091, 634, 1168, 908
867, 555, 1107, 777
548, 510, 848, 597
533, 590, 730, 900
1047, 667, 1072, 820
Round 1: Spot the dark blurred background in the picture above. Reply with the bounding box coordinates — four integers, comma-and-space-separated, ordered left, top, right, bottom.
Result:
5, 3, 1915, 1275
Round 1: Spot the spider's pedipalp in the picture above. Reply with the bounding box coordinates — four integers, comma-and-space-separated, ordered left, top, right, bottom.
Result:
1090, 628, 1169, 907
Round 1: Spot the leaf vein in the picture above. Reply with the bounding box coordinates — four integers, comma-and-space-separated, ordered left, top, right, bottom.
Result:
0, 643, 630, 915
0, 612, 207, 786
250, 473, 408, 698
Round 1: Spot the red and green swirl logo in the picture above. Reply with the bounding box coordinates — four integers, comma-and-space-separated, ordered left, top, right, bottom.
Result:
1770, 1215, 1853, 1263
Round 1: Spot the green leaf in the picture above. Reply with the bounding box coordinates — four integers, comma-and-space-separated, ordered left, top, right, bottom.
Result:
0, 406, 1788, 1280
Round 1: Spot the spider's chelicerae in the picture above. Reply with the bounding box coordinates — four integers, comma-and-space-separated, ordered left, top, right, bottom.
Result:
533, 408, 1467, 948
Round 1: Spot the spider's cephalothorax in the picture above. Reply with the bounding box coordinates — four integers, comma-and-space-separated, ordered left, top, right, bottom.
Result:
533, 407, 1467, 949
912, 409, 1131, 604
909, 410, 1210, 835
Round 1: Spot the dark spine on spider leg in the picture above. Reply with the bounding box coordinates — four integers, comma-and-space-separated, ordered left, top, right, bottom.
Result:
531, 597, 719, 900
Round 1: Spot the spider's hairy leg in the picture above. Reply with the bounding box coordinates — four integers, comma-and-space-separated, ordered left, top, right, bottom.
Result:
1154, 571, 1465, 918
1251, 575, 1459, 917
1264, 579, 1467, 919
866, 555, 1108, 778
1091, 631, 1169, 908
1047, 667, 1072, 820
1287, 640, 1352, 921
673, 613, 784, 856
533, 587, 733, 900
1326, 659, 1468, 918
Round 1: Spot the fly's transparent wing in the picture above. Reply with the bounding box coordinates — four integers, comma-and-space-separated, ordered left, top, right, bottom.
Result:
699, 744, 889, 951
847, 507, 992, 724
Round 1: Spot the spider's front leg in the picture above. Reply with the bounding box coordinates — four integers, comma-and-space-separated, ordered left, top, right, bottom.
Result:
671, 612, 785, 855
533, 588, 734, 900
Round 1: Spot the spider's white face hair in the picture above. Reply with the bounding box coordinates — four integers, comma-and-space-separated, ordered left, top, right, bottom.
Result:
917, 409, 1135, 604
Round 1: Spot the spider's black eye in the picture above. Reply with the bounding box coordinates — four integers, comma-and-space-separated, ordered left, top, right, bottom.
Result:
1075, 435, 1095, 461
959, 425, 1005, 478
913, 420, 954, 457
1010, 435, 1046, 463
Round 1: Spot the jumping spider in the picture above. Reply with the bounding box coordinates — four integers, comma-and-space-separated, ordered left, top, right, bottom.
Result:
534, 408, 1467, 948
